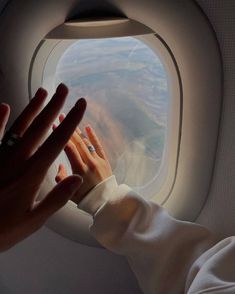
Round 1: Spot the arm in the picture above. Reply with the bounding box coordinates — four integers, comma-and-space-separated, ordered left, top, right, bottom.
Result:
0, 84, 86, 252
186, 236, 235, 293
57, 125, 234, 294
79, 176, 217, 294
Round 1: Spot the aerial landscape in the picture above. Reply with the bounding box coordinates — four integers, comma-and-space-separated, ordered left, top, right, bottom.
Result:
53, 37, 170, 195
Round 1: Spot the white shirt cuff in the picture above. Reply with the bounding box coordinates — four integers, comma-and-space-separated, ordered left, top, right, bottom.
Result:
78, 175, 118, 215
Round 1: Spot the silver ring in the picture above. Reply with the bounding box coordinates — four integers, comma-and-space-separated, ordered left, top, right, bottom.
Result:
1, 132, 21, 147
87, 145, 96, 153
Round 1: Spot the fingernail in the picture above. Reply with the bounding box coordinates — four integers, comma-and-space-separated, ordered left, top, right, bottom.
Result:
0, 103, 10, 114
35, 87, 47, 98
85, 125, 91, 132
52, 123, 57, 130
0, 103, 9, 108
55, 176, 60, 183
75, 98, 87, 109
56, 83, 68, 96
59, 113, 66, 121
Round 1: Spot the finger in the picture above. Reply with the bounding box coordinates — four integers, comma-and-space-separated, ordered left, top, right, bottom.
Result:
53, 124, 86, 172
71, 130, 96, 164
59, 113, 65, 123
55, 164, 67, 183
55, 117, 86, 173
59, 114, 85, 140
30, 175, 83, 224
59, 114, 94, 161
74, 125, 99, 159
52, 123, 57, 131
0, 103, 10, 140
75, 126, 85, 138
16, 84, 69, 160
59, 113, 86, 143
29, 98, 87, 178
85, 125, 108, 160
59, 114, 86, 141
64, 140, 86, 173
79, 134, 99, 159
9, 88, 48, 137
63, 118, 97, 164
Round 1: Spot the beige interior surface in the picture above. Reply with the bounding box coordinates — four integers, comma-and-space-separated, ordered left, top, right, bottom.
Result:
0, 0, 234, 294
196, 0, 235, 238
0, 0, 222, 245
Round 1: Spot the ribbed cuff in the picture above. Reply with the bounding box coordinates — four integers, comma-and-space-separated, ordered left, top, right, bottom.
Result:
78, 175, 118, 215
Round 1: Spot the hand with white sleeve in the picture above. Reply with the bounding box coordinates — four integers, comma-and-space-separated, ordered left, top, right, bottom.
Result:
57, 123, 235, 294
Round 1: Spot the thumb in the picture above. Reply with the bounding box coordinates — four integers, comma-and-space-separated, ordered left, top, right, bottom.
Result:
55, 164, 67, 183
30, 175, 83, 223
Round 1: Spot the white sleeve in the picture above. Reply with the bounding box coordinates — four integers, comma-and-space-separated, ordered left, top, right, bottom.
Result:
186, 237, 235, 294
78, 176, 235, 294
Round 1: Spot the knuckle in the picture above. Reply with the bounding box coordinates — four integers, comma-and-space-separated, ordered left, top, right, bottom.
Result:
33, 219, 45, 232
66, 143, 74, 152
78, 140, 85, 148
79, 165, 87, 173
88, 161, 97, 171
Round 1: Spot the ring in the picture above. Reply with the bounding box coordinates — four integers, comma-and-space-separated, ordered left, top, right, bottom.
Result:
87, 145, 96, 153
1, 131, 21, 147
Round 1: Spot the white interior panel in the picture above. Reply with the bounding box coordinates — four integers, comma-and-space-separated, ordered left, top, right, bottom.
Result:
31, 33, 181, 246
196, 0, 235, 238
0, 0, 221, 223
0, 0, 233, 293
0, 227, 141, 294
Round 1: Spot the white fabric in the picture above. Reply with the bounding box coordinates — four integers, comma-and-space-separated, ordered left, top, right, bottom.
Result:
78, 176, 235, 294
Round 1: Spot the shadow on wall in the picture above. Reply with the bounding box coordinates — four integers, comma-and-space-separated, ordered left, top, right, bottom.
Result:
0, 278, 12, 294
68, 0, 125, 20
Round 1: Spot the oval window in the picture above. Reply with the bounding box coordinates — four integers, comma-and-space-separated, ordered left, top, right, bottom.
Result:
43, 37, 170, 199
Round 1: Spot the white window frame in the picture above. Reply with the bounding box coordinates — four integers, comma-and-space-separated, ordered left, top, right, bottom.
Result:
30, 33, 181, 247
0, 0, 222, 246
31, 34, 181, 204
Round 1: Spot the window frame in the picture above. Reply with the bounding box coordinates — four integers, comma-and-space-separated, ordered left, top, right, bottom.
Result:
30, 34, 181, 204
30, 34, 181, 247
0, 0, 221, 246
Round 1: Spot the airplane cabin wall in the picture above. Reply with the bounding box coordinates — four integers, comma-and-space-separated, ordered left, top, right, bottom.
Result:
0, 1, 234, 294
196, 0, 235, 238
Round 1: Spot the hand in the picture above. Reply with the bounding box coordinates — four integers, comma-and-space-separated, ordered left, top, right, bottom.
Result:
0, 84, 86, 252
55, 117, 112, 205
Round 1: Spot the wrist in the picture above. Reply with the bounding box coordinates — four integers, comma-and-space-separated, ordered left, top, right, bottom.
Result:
77, 175, 118, 215
72, 174, 114, 204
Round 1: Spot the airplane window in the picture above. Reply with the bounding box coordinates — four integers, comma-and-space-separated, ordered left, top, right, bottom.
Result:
43, 37, 170, 199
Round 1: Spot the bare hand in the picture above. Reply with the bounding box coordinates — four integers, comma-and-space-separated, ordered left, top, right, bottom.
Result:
55, 118, 112, 204
0, 84, 86, 252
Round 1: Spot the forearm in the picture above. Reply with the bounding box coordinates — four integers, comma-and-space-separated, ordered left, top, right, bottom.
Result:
78, 176, 217, 294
